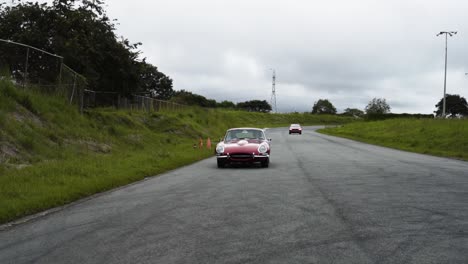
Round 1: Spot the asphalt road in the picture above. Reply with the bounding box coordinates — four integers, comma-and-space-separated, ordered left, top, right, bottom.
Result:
1, 126, 467, 264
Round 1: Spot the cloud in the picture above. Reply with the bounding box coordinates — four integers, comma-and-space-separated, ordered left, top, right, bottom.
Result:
104, 0, 468, 113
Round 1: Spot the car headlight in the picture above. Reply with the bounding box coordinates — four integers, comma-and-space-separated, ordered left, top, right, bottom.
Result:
216, 144, 225, 154
258, 144, 268, 154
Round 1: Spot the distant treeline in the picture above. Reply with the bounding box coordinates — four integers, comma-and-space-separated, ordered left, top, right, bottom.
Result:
171, 90, 272, 112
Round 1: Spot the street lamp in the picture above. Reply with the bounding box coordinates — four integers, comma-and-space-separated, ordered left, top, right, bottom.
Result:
436, 31, 457, 118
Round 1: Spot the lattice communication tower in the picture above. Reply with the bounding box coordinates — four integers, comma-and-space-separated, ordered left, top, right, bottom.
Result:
270, 69, 277, 113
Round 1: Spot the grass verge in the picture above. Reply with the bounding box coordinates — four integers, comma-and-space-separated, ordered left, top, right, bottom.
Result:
318, 118, 468, 160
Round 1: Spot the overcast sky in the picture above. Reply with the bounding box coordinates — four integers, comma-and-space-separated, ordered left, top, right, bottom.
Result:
103, 0, 468, 113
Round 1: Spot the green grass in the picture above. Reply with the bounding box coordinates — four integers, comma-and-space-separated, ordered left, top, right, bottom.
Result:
0, 80, 355, 223
318, 118, 468, 160
0, 143, 213, 222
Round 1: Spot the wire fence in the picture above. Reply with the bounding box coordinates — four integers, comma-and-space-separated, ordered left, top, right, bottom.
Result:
84, 91, 185, 112
0, 39, 185, 113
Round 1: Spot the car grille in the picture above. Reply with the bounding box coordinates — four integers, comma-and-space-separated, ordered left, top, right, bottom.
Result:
230, 153, 253, 159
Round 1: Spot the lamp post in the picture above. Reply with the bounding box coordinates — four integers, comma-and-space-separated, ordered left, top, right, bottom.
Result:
436, 31, 457, 118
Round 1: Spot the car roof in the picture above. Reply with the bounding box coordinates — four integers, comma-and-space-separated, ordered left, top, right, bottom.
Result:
227, 127, 264, 131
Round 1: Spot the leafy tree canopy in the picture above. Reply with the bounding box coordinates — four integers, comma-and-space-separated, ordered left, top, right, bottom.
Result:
365, 98, 391, 115
136, 60, 173, 100
343, 108, 364, 117
434, 94, 468, 117
237, 100, 272, 112
311, 99, 337, 114
217, 100, 236, 108
171, 90, 216, 107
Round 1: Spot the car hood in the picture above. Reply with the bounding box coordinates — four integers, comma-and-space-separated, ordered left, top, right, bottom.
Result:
222, 139, 267, 153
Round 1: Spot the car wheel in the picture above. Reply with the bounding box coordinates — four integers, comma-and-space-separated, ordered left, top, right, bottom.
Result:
261, 158, 269, 168
217, 159, 225, 168
289, 132, 291, 134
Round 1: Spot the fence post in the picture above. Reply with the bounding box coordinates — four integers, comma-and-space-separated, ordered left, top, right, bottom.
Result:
58, 60, 63, 90
80, 86, 84, 114
24, 47, 29, 87
69, 73, 77, 104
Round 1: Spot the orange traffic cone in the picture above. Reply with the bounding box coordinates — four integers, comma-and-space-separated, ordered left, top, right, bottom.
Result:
199, 138, 203, 149
206, 138, 212, 149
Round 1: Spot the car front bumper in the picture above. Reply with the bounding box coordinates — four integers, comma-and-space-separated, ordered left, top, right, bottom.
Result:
216, 153, 269, 163
289, 129, 301, 133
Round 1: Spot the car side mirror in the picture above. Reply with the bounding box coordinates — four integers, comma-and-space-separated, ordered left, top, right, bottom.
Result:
268, 138, 272, 142
219, 138, 223, 142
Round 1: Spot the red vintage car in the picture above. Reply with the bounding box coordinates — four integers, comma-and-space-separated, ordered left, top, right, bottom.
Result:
215, 128, 271, 168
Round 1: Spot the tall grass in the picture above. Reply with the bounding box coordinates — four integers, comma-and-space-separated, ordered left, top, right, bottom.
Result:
319, 118, 468, 160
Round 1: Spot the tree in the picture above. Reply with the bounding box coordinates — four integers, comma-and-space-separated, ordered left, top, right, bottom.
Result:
343, 108, 364, 117
311, 99, 336, 114
237, 100, 272, 112
365, 98, 391, 115
217, 100, 236, 108
434, 94, 468, 117
136, 60, 174, 100
171, 90, 216, 107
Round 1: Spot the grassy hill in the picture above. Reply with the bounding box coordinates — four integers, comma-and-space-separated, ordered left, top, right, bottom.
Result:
0, 80, 354, 224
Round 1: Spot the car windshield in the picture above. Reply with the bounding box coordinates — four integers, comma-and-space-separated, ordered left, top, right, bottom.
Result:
225, 129, 264, 141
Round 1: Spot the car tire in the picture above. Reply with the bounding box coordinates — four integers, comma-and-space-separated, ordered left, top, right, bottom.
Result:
289, 132, 291, 134
217, 159, 225, 168
261, 158, 269, 168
